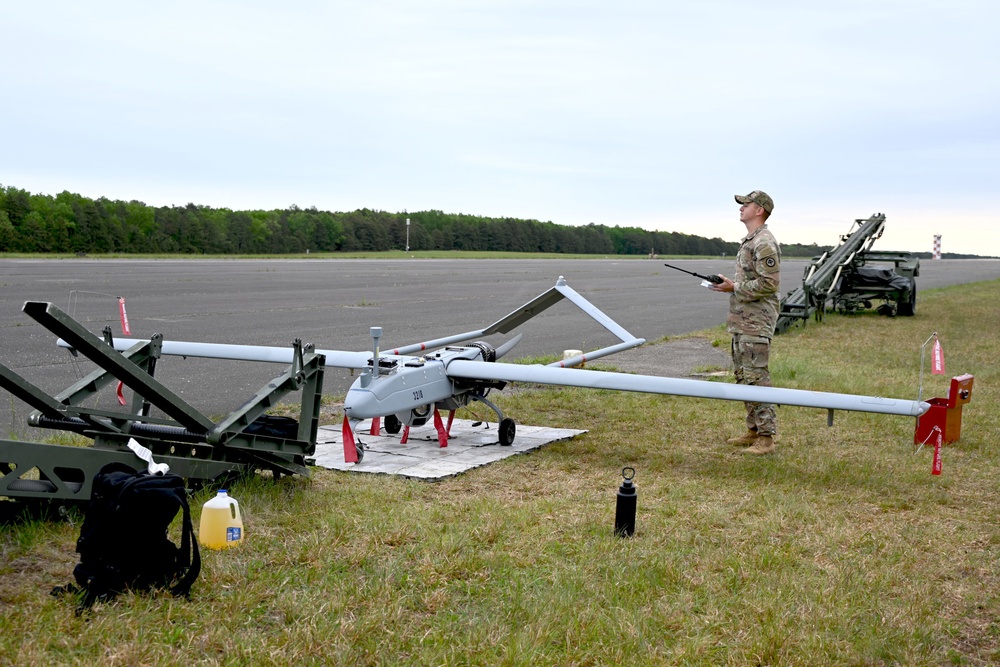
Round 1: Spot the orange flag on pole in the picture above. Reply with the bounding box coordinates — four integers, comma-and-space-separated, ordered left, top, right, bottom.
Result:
118, 297, 131, 336
931, 338, 945, 375
117, 297, 131, 404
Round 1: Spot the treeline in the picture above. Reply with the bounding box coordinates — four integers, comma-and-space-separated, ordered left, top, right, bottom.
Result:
0, 184, 831, 257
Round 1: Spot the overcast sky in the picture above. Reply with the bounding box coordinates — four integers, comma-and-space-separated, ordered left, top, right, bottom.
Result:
3, 1, 997, 255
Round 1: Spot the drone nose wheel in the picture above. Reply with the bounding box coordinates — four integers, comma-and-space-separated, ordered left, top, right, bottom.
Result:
499, 418, 516, 446
384, 414, 402, 434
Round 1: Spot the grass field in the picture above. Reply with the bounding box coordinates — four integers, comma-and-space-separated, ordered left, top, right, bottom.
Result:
2, 280, 998, 666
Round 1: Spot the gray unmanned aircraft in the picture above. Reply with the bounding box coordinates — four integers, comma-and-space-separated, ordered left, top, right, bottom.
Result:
88, 276, 929, 464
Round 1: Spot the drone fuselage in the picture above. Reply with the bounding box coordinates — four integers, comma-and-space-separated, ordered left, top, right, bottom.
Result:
343, 345, 503, 426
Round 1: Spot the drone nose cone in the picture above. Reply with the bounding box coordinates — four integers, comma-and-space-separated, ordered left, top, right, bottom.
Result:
344, 385, 376, 420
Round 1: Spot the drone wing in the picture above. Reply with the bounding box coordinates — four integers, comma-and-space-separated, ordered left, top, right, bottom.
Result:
494, 333, 523, 359
445, 360, 929, 417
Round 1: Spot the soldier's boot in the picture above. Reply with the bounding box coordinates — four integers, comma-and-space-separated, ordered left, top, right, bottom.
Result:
726, 429, 759, 446
739, 435, 775, 456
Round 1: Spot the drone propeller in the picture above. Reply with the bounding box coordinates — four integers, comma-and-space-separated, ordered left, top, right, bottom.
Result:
494, 333, 523, 360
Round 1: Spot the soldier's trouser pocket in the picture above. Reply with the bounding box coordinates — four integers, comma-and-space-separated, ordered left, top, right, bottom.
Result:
731, 335, 771, 385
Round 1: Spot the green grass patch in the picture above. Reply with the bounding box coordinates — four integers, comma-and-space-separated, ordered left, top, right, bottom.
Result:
2, 279, 1000, 665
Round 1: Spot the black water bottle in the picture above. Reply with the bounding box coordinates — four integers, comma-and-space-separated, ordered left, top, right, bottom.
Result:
614, 467, 637, 537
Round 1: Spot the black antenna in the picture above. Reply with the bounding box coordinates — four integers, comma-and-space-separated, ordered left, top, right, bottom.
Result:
663, 263, 724, 284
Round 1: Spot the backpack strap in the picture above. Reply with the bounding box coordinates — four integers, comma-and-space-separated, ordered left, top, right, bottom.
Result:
170, 487, 201, 599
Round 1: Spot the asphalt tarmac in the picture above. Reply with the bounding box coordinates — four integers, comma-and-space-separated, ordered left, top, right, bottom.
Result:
3, 257, 999, 438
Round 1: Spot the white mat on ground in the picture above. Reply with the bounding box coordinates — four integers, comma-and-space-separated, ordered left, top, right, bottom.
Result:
312, 418, 586, 480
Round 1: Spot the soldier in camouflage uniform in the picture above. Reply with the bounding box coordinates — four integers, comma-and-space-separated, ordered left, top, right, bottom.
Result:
710, 190, 781, 455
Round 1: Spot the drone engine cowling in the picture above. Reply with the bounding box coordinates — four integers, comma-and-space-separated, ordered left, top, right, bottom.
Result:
467, 341, 496, 362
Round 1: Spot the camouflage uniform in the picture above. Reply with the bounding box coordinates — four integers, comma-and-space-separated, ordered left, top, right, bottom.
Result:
727, 224, 781, 436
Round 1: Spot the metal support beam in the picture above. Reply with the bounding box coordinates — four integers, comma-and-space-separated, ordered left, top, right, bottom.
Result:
22, 301, 214, 433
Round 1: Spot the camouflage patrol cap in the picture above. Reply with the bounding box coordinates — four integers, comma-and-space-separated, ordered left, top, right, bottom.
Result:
735, 190, 774, 214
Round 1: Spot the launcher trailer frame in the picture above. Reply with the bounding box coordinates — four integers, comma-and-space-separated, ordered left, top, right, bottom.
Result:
776, 213, 920, 335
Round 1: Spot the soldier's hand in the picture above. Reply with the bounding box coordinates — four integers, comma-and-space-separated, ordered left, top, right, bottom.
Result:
709, 275, 735, 293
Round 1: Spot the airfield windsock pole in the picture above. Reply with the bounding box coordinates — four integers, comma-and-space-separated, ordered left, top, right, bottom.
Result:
933, 235, 942, 260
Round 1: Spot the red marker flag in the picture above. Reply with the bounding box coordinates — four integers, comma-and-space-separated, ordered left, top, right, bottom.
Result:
118, 297, 131, 336
341, 415, 359, 463
932, 427, 943, 475
931, 338, 945, 375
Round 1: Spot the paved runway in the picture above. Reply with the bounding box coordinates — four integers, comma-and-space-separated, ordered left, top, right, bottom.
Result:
3, 257, 999, 438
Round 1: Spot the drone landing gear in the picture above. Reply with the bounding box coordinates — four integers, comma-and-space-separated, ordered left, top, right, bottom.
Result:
384, 414, 402, 434
472, 394, 516, 446
499, 418, 516, 447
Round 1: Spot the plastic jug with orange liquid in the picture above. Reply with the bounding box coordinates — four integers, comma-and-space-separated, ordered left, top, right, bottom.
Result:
199, 490, 244, 549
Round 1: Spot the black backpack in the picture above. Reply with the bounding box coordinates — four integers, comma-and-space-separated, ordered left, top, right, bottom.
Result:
54, 462, 201, 612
